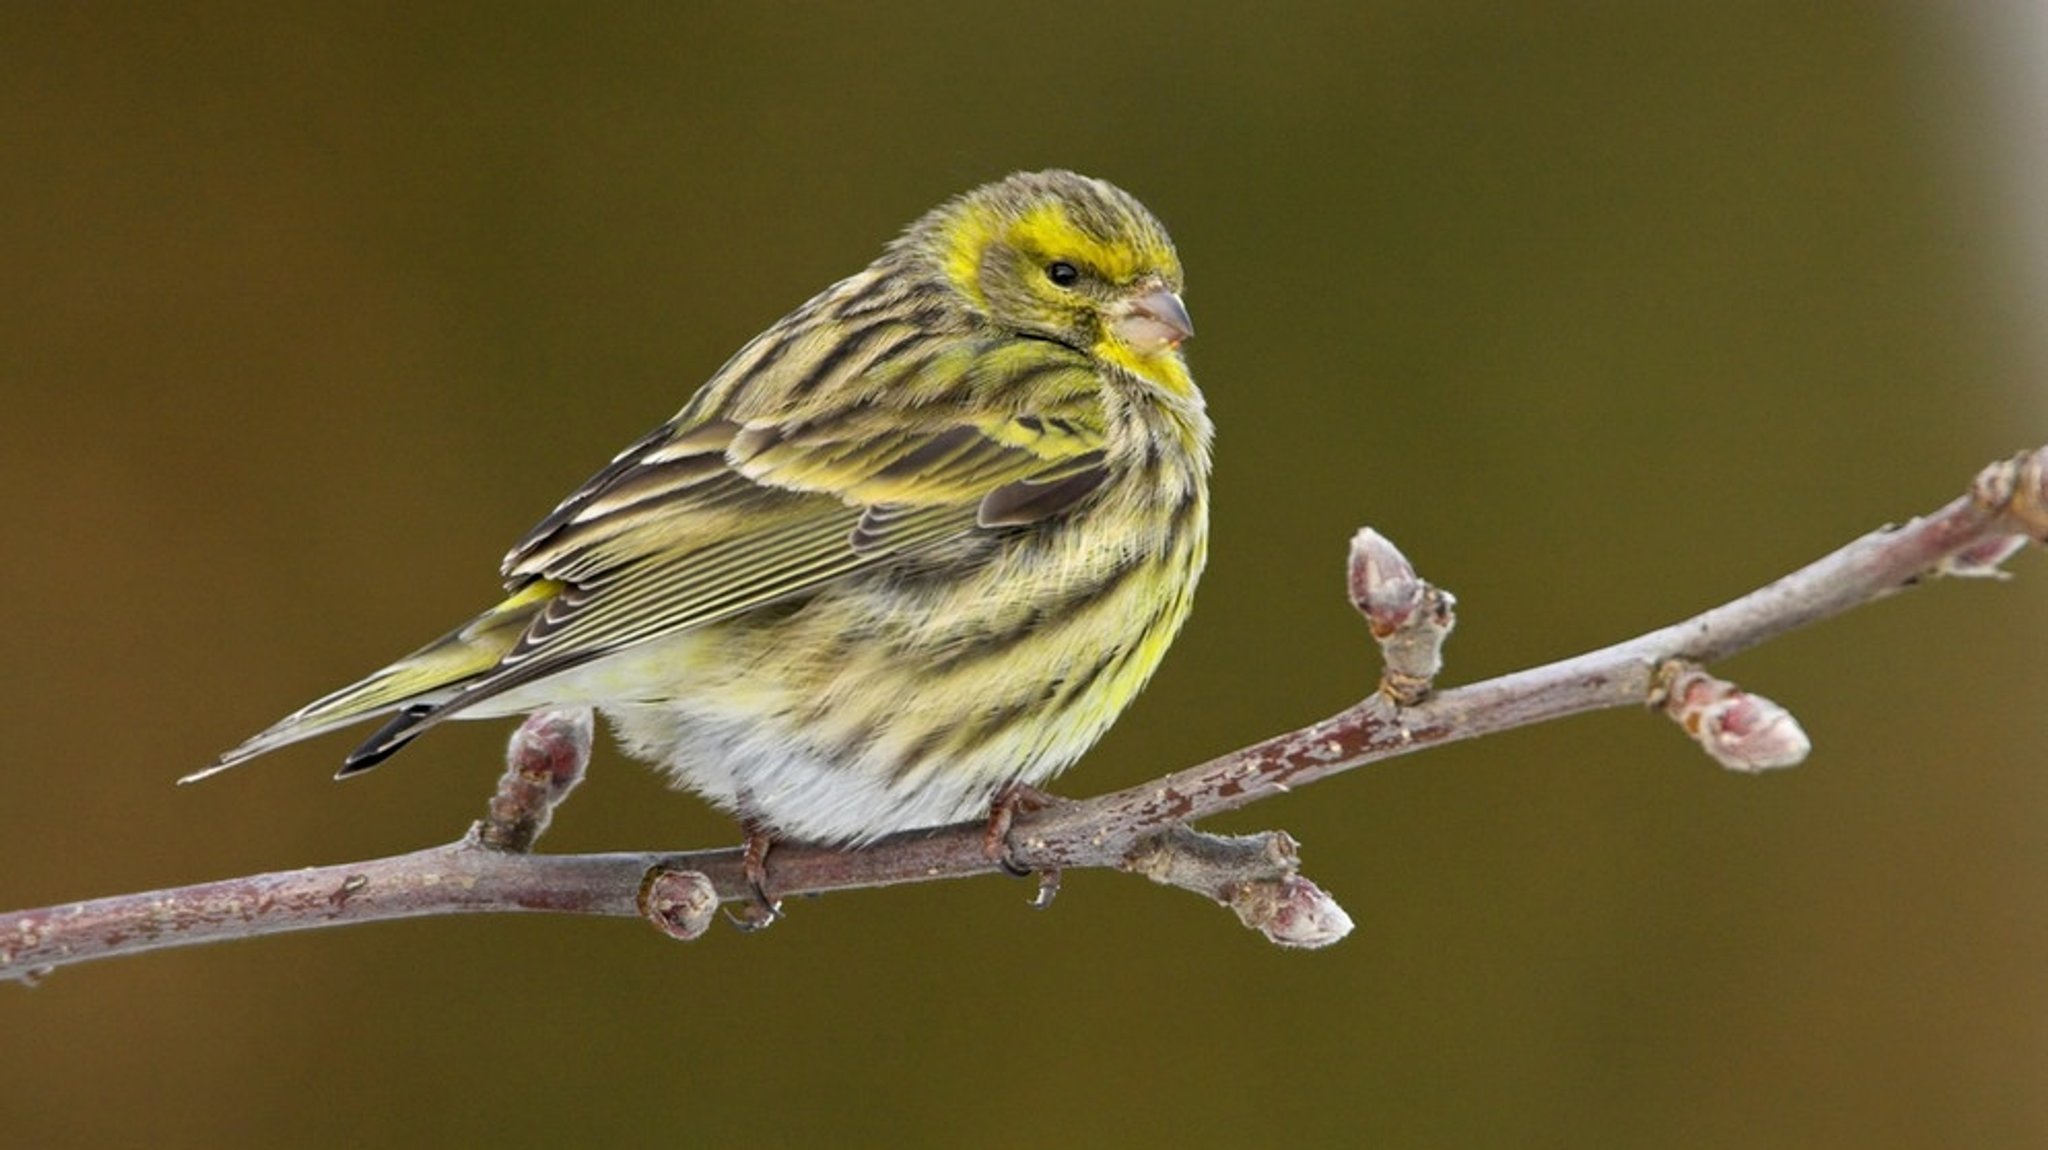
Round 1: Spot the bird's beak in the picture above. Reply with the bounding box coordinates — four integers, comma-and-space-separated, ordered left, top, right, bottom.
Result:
1111, 285, 1194, 353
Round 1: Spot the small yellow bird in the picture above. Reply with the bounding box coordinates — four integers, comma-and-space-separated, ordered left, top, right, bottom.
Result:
195, 170, 1209, 852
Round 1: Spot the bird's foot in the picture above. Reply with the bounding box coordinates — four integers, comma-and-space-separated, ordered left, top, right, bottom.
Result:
723, 822, 783, 931
983, 782, 1062, 909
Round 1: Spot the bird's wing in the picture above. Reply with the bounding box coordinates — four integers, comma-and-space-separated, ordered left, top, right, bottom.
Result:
341, 354, 1113, 765
498, 404, 1110, 664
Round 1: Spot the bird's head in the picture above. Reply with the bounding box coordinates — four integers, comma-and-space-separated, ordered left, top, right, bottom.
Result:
906, 170, 1194, 398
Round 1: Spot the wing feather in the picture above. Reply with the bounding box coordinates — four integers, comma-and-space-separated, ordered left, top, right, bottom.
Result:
350, 341, 1116, 758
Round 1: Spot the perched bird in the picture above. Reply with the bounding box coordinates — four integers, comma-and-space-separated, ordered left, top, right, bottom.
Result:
194, 169, 1209, 854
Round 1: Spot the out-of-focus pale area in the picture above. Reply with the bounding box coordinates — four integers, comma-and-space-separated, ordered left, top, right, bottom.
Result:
1967, 4, 2048, 423
3, 6, 2044, 1147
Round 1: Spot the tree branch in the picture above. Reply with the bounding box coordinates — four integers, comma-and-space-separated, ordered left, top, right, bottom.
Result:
4, 447, 2043, 981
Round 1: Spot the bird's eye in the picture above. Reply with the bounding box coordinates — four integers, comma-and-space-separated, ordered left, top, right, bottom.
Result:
1045, 260, 1080, 288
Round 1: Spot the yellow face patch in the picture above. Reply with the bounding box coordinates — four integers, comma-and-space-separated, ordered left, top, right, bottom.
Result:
1095, 336, 1198, 401
940, 194, 1180, 305
941, 202, 1004, 306
1008, 202, 1161, 285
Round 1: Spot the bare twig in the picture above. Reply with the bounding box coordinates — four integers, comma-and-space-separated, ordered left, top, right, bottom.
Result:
3, 447, 2042, 980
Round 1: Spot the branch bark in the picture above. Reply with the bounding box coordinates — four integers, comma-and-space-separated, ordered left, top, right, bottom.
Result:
4, 447, 2043, 981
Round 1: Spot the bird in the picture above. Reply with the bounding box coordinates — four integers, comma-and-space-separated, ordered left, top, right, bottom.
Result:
192, 169, 1210, 864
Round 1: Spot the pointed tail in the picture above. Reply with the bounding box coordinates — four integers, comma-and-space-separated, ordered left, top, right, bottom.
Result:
182, 581, 561, 783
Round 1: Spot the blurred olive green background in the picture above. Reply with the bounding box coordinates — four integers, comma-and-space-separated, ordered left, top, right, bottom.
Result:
6, 5, 2047, 1147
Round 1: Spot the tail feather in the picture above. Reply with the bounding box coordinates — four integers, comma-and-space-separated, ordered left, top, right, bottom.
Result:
183, 581, 561, 784
337, 704, 438, 777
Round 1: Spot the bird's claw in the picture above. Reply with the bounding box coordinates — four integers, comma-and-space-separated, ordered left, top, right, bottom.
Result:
722, 823, 783, 931
983, 782, 1062, 907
